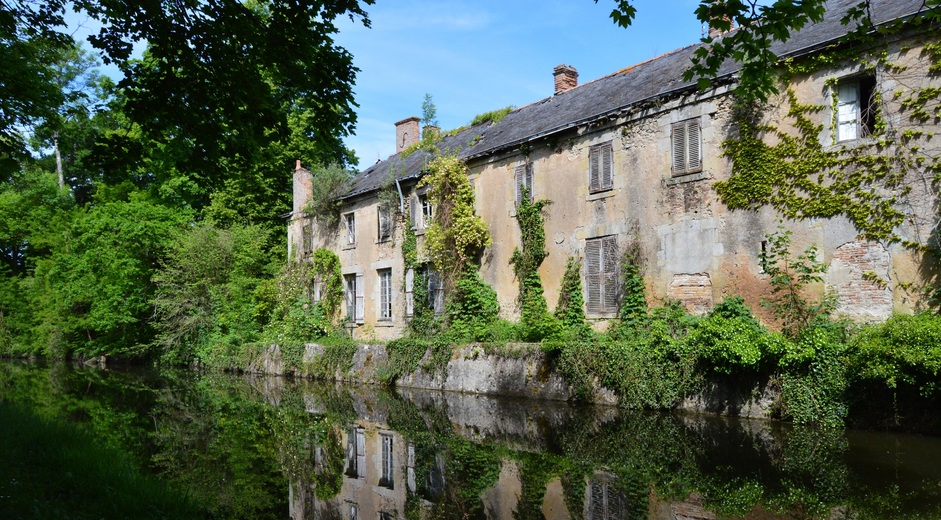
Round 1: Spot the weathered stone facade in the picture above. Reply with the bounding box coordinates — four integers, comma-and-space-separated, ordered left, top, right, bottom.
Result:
287, 0, 940, 340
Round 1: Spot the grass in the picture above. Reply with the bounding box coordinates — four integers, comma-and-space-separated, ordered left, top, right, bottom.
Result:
0, 403, 206, 519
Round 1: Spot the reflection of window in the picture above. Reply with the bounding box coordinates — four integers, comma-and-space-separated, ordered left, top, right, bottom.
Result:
589, 142, 613, 193
378, 269, 393, 321
345, 427, 366, 478
588, 477, 626, 520
347, 503, 357, 520
345, 274, 363, 323
378, 206, 392, 242
514, 163, 534, 206
836, 75, 876, 142
344, 213, 356, 245
380, 433, 394, 489
379, 513, 393, 520
671, 118, 702, 176
586, 236, 619, 314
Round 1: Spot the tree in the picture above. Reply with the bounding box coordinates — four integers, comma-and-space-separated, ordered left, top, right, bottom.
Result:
599, 0, 941, 101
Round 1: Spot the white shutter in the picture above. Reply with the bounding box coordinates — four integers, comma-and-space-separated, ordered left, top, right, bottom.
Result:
589, 145, 601, 192
405, 268, 414, 318
686, 120, 701, 172
672, 123, 687, 174
602, 144, 613, 189
837, 82, 859, 141
355, 429, 366, 479
354, 274, 364, 323
586, 239, 602, 313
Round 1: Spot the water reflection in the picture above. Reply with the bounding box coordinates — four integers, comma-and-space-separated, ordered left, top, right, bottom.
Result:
2, 361, 941, 520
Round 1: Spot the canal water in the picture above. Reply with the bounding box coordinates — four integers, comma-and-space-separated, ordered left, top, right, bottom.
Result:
2, 361, 940, 519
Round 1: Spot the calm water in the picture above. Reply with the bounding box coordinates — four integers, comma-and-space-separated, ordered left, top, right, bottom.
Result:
2, 361, 941, 519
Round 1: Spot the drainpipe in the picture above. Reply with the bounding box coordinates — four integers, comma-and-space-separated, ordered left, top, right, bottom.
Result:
395, 178, 405, 214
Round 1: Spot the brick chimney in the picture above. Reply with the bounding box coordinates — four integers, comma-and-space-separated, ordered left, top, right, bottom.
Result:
293, 159, 312, 215
553, 64, 578, 95
395, 116, 420, 152
705, 1, 734, 39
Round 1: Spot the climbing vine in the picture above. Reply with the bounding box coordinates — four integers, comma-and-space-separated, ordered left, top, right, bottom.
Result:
716, 35, 941, 248
554, 257, 588, 333
419, 154, 491, 290
311, 248, 343, 323
510, 189, 557, 340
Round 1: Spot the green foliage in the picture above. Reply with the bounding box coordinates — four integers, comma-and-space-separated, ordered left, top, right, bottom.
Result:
853, 313, 941, 395
419, 154, 491, 287
618, 235, 647, 326
421, 93, 439, 128
263, 261, 331, 347
468, 106, 513, 127
31, 196, 191, 359
779, 326, 849, 427
689, 297, 787, 374
384, 337, 453, 384
554, 257, 590, 337
302, 163, 355, 229
153, 221, 278, 366
445, 267, 501, 342
759, 228, 835, 338
510, 189, 558, 341
311, 248, 344, 322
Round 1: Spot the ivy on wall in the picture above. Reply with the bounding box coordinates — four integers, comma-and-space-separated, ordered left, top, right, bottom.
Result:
510, 189, 557, 340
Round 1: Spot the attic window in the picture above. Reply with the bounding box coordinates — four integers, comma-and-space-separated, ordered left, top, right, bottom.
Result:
671, 118, 702, 176
836, 75, 877, 142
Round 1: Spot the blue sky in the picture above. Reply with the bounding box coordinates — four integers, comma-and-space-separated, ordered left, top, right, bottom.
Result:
336, 0, 704, 166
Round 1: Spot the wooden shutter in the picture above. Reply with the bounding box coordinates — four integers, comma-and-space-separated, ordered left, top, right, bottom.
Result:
672, 122, 687, 175
586, 239, 602, 313
837, 82, 859, 141
589, 145, 601, 192
686, 120, 701, 172
525, 164, 534, 201
514, 165, 526, 207
354, 274, 364, 323
405, 268, 414, 318
409, 195, 418, 228
602, 236, 619, 312
601, 144, 613, 189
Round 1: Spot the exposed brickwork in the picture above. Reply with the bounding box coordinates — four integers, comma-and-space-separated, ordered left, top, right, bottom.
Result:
395, 116, 420, 153
828, 239, 892, 321
669, 273, 713, 315
553, 64, 578, 95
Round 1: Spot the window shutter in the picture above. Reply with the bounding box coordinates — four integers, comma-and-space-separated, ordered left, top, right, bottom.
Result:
525, 164, 534, 201
672, 123, 687, 174
355, 429, 366, 478
405, 268, 414, 318
602, 236, 620, 312
514, 165, 525, 207
586, 239, 602, 313
355, 274, 364, 323
602, 144, 613, 189
837, 82, 859, 141
589, 146, 601, 192
410, 195, 418, 228
686, 120, 701, 172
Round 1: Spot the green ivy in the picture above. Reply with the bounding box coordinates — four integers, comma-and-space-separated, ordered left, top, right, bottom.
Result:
510, 189, 558, 341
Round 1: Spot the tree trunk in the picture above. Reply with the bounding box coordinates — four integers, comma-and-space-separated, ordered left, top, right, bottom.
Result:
54, 131, 63, 189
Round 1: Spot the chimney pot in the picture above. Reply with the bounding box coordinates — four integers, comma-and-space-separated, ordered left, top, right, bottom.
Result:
395, 116, 421, 153
553, 64, 578, 95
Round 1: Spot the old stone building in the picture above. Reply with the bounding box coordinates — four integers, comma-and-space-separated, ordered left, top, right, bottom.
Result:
287, 0, 941, 340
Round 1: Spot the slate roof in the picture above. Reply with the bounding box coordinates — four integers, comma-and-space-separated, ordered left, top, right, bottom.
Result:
340, 0, 926, 201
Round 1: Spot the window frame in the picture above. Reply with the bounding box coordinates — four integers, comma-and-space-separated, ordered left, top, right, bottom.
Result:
378, 268, 393, 321
379, 433, 394, 489
671, 118, 702, 177
377, 206, 392, 243
514, 163, 534, 207
589, 142, 614, 193
585, 235, 620, 315
835, 74, 877, 142
344, 273, 364, 323
344, 212, 356, 246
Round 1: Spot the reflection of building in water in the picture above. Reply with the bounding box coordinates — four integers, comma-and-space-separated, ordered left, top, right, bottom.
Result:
588, 472, 627, 520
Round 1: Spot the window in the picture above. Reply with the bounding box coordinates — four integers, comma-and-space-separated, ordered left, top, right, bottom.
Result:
671, 118, 702, 176
411, 192, 433, 230
514, 163, 534, 206
427, 269, 444, 316
586, 236, 619, 314
378, 206, 392, 242
378, 269, 393, 321
344, 213, 356, 245
380, 433, 394, 488
302, 223, 312, 255
345, 427, 366, 478
345, 274, 364, 323
589, 142, 613, 193
836, 75, 876, 142
405, 268, 414, 318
